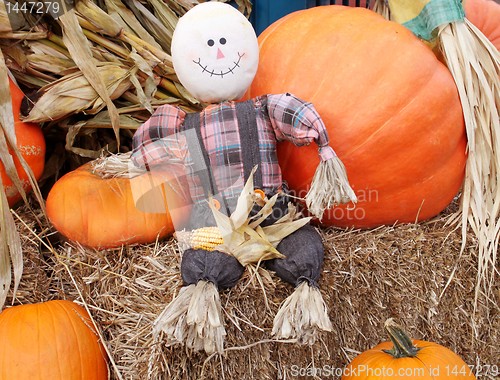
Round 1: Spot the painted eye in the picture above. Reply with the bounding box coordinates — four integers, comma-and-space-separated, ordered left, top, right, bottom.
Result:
207, 39, 214, 47
219, 38, 226, 45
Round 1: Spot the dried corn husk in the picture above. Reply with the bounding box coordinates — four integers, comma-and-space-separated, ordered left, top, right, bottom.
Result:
205, 167, 311, 267
153, 281, 225, 355
1, 0, 252, 146
0, 0, 211, 160
146, 0, 179, 48
0, 55, 43, 310
372, 0, 390, 19
90, 151, 146, 178
104, 0, 162, 49
438, 20, 500, 306
272, 282, 332, 345
59, 7, 123, 142
24, 64, 131, 123
26, 54, 76, 75
0, 2, 12, 34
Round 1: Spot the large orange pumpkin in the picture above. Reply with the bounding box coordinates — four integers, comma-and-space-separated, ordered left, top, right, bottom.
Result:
249, 6, 466, 228
464, 0, 500, 50
46, 161, 189, 249
1, 77, 45, 206
342, 319, 476, 379
0, 300, 108, 380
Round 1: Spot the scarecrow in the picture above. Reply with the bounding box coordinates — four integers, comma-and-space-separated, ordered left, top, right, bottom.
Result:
131, 1, 356, 354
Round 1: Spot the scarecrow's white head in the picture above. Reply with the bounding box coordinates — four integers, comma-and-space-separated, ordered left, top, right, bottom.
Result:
171, 2, 259, 103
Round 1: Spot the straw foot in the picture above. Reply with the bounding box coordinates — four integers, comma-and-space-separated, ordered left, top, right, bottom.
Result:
272, 281, 332, 345
153, 280, 225, 355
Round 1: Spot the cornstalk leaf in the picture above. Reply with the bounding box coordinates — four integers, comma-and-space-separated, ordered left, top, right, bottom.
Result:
58, 7, 121, 145
231, 166, 256, 230
0, 2, 11, 33
124, 0, 173, 52
28, 39, 72, 59
233, 0, 252, 17
73, 110, 142, 130
207, 197, 235, 246
74, 0, 123, 37
148, 0, 179, 46
1, 45, 28, 72
0, 50, 29, 204
25, 64, 131, 123
104, 0, 163, 50
262, 217, 312, 247
162, 0, 196, 15
439, 20, 500, 307
0, 51, 45, 211
0, 174, 23, 310
26, 54, 75, 74
128, 48, 156, 113
0, 211, 12, 309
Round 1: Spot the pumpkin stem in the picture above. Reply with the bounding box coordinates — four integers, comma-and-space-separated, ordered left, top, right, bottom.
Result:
382, 318, 420, 358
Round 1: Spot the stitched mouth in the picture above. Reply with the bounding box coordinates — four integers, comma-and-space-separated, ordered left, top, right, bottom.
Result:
193, 52, 245, 78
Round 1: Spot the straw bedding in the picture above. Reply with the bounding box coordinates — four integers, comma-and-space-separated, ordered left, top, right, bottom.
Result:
10, 201, 498, 380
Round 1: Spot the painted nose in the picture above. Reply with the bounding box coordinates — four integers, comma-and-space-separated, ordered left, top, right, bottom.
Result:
217, 48, 225, 60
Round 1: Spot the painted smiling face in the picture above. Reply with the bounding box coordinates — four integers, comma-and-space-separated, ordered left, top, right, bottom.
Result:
171, 2, 259, 103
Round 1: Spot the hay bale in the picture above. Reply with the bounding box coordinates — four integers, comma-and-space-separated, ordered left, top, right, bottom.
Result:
9, 204, 499, 380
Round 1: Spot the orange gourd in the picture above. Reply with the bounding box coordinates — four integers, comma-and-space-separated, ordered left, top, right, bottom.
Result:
0, 300, 108, 380
1, 77, 45, 206
342, 319, 476, 379
249, 6, 466, 228
46, 161, 189, 249
465, 0, 500, 50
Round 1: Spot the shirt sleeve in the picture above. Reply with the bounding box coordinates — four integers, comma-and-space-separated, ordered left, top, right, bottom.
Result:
266, 93, 335, 161
131, 104, 187, 169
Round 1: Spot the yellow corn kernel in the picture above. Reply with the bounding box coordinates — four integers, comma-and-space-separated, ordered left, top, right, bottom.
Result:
190, 227, 223, 251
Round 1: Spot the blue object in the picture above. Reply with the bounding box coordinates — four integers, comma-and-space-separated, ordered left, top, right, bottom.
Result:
250, 1, 314, 35
236, 0, 373, 35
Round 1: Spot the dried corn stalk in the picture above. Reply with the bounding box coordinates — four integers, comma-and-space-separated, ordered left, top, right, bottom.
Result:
375, 0, 500, 309
24, 64, 132, 123
0, 0, 202, 160
0, 0, 253, 162
0, 54, 44, 310
438, 20, 500, 306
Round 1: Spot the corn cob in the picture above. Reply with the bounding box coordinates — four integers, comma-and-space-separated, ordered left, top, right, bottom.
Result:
188, 227, 223, 251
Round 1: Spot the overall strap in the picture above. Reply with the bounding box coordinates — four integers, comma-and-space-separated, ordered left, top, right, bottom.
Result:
183, 112, 218, 199
236, 100, 263, 188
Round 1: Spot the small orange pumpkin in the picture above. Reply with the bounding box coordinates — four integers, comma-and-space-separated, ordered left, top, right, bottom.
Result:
0, 300, 108, 380
464, 0, 500, 50
46, 160, 189, 249
342, 319, 476, 380
1, 77, 45, 206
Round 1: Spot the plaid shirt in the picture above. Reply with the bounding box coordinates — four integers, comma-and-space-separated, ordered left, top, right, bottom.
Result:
131, 93, 335, 203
